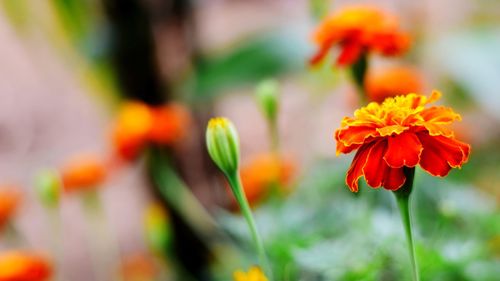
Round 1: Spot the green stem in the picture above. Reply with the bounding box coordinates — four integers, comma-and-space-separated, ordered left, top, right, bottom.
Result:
269, 119, 279, 154
393, 168, 420, 281
227, 172, 272, 279
349, 52, 368, 104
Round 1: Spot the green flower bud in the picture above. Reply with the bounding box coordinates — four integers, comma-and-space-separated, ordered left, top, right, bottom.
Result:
34, 169, 61, 208
255, 79, 279, 123
206, 117, 240, 176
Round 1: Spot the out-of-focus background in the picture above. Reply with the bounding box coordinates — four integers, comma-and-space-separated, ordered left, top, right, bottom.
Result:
0, 0, 499, 280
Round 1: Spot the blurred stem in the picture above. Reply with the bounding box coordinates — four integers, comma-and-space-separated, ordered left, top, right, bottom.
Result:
81, 191, 123, 281
349, 52, 368, 104
269, 118, 279, 154
393, 168, 420, 281
227, 172, 272, 279
47, 207, 63, 281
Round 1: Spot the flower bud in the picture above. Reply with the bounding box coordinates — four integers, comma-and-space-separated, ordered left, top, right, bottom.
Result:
34, 170, 61, 208
206, 117, 240, 176
255, 79, 279, 124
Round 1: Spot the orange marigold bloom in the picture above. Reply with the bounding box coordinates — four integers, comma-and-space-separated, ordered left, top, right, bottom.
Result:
335, 91, 470, 192
112, 101, 154, 160
365, 66, 423, 103
0, 187, 21, 230
61, 155, 107, 192
0, 251, 52, 281
233, 154, 295, 207
310, 5, 410, 66
148, 103, 190, 145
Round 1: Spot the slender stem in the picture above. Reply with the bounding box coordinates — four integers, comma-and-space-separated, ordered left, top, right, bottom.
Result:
269, 119, 279, 154
349, 52, 368, 104
393, 168, 420, 281
227, 172, 272, 279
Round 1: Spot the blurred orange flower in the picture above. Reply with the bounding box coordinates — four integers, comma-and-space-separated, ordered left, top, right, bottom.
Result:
365, 66, 423, 103
0, 187, 21, 230
335, 91, 470, 192
310, 5, 410, 66
0, 251, 52, 281
233, 266, 268, 281
112, 101, 190, 161
120, 253, 158, 281
148, 103, 190, 145
233, 154, 296, 207
112, 101, 154, 160
61, 155, 107, 192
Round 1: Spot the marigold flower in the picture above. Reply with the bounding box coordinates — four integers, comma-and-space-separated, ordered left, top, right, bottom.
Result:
112, 101, 154, 160
335, 91, 470, 192
233, 266, 268, 281
310, 5, 410, 66
148, 103, 190, 145
61, 155, 107, 192
234, 154, 295, 207
365, 66, 423, 103
0, 251, 52, 281
0, 187, 21, 230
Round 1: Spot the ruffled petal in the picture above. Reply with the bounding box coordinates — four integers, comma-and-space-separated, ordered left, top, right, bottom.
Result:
418, 133, 470, 177
376, 125, 408, 136
335, 126, 379, 153
362, 140, 388, 188
420, 106, 461, 124
383, 167, 406, 190
383, 132, 422, 168
345, 144, 372, 192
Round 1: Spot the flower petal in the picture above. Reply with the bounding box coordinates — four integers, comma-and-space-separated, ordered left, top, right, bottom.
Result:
418, 133, 470, 177
362, 140, 388, 188
383, 167, 406, 190
337, 40, 362, 66
335, 125, 379, 151
383, 132, 422, 168
345, 144, 372, 192
376, 125, 408, 136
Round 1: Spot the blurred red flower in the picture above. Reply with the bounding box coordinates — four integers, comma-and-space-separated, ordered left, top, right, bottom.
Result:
0, 251, 52, 281
0, 186, 21, 230
335, 91, 470, 191
310, 5, 410, 66
365, 66, 423, 103
112, 101, 190, 161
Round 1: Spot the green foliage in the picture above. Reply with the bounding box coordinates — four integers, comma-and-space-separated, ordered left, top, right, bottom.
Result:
190, 31, 307, 101
217, 160, 500, 280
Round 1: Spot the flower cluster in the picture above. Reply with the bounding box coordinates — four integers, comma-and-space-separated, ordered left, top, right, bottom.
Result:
335, 91, 470, 191
310, 5, 410, 66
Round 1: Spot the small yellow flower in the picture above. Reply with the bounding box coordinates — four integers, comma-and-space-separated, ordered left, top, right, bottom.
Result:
233, 266, 268, 281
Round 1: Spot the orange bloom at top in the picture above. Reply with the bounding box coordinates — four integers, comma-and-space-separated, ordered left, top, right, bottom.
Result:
335, 91, 470, 192
112, 101, 190, 161
112, 101, 154, 160
0, 187, 21, 230
365, 66, 423, 103
61, 155, 107, 192
310, 5, 410, 66
234, 154, 296, 207
0, 251, 52, 281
